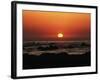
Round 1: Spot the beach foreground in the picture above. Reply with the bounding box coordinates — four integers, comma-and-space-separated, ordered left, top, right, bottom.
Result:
23, 41, 91, 69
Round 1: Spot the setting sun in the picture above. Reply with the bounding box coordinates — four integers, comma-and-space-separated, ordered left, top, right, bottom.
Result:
58, 33, 63, 38
23, 11, 90, 41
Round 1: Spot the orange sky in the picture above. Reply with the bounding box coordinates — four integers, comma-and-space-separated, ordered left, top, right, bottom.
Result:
23, 10, 90, 41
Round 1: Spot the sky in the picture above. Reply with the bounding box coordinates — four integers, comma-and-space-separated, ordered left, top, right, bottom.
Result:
23, 10, 90, 41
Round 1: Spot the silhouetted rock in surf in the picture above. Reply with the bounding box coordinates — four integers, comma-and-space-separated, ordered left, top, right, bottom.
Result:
37, 45, 58, 51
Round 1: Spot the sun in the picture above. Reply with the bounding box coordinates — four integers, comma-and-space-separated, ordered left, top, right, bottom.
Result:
57, 33, 63, 38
